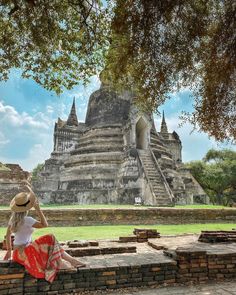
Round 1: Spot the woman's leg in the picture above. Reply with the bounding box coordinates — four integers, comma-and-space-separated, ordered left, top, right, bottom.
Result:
61, 251, 86, 267
35, 234, 86, 268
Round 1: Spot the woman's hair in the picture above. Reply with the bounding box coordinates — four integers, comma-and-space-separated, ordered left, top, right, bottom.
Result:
9, 211, 28, 232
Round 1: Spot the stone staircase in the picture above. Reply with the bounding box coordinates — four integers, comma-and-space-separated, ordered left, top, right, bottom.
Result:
138, 149, 173, 206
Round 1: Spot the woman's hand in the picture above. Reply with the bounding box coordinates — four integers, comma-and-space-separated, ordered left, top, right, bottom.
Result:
3, 250, 11, 261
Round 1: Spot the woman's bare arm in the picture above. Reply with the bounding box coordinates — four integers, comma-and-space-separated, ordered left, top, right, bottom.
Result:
22, 183, 48, 228
4, 226, 12, 260
33, 199, 48, 228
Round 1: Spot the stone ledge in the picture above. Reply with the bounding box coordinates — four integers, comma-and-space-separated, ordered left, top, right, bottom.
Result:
1, 208, 236, 226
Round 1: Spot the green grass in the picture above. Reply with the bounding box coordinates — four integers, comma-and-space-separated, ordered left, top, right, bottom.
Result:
175, 205, 227, 209
0, 204, 146, 210
0, 204, 230, 210
1, 223, 235, 241
0, 163, 10, 172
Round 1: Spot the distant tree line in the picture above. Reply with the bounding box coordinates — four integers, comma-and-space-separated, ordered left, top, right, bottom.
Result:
185, 149, 236, 205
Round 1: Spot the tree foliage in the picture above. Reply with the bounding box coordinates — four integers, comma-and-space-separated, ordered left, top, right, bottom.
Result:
186, 149, 236, 205
0, 0, 235, 141
31, 163, 44, 180
104, 0, 236, 141
0, 0, 109, 93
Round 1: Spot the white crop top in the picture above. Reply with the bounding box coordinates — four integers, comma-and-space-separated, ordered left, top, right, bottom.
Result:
13, 216, 37, 246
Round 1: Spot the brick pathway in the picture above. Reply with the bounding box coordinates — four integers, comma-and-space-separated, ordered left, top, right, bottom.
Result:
81, 280, 236, 294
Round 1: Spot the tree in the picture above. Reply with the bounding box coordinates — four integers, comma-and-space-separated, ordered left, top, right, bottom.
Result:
104, 0, 236, 142
0, 1, 235, 141
31, 163, 44, 180
204, 149, 236, 203
0, 0, 109, 93
186, 149, 236, 204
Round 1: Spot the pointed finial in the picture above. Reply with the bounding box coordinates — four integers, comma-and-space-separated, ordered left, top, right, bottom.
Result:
160, 110, 168, 133
67, 97, 78, 126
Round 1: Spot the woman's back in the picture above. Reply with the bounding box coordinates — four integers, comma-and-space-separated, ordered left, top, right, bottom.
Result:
13, 216, 36, 246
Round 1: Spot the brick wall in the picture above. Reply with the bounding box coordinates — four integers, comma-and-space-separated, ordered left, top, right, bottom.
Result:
1, 249, 236, 294
1, 208, 236, 227
0, 260, 177, 295
176, 249, 236, 283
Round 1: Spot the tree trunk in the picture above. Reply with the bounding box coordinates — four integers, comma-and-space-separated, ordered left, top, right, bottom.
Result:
216, 193, 223, 205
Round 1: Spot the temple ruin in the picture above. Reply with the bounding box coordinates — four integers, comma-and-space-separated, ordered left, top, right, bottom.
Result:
33, 84, 206, 206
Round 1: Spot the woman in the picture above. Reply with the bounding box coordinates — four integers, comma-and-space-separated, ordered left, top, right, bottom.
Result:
4, 183, 85, 283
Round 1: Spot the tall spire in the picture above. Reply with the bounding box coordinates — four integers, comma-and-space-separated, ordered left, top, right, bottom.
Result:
160, 111, 168, 133
67, 97, 78, 126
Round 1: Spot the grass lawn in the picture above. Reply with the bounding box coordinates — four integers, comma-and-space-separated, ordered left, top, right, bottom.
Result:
0, 204, 230, 210
0, 223, 235, 241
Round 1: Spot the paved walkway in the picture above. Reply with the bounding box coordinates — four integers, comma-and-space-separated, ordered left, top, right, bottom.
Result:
81, 280, 236, 294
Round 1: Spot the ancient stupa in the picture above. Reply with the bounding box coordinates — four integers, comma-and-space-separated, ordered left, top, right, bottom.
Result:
33, 84, 206, 206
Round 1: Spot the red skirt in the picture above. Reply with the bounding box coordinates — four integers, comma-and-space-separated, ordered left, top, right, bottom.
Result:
13, 234, 64, 283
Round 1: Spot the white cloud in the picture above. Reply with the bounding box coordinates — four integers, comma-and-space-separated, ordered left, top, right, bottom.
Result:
0, 101, 49, 129
0, 132, 10, 146
21, 140, 52, 171
46, 105, 54, 114
0, 101, 55, 171
0, 128, 53, 171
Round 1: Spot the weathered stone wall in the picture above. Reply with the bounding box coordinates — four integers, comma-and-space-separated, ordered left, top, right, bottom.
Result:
0, 164, 29, 205
0, 208, 236, 227
85, 87, 131, 128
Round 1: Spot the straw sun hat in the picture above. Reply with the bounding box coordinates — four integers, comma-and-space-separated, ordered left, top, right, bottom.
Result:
10, 191, 36, 212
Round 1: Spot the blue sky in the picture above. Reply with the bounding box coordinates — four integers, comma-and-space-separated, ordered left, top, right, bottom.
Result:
0, 70, 235, 171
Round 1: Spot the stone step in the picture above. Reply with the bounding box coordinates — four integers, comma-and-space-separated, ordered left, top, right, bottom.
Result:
143, 165, 156, 168
80, 132, 123, 140
77, 137, 124, 148
145, 172, 158, 176
153, 188, 166, 193
152, 182, 164, 185
65, 179, 117, 190
72, 145, 124, 155
150, 136, 165, 146
76, 142, 124, 150
155, 192, 169, 197
154, 195, 169, 200
149, 178, 163, 183
61, 168, 119, 179
151, 178, 164, 183
142, 159, 154, 162
149, 180, 163, 184
153, 194, 168, 199
145, 167, 159, 170
155, 197, 171, 201
81, 127, 123, 140
66, 152, 123, 161
142, 165, 159, 170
